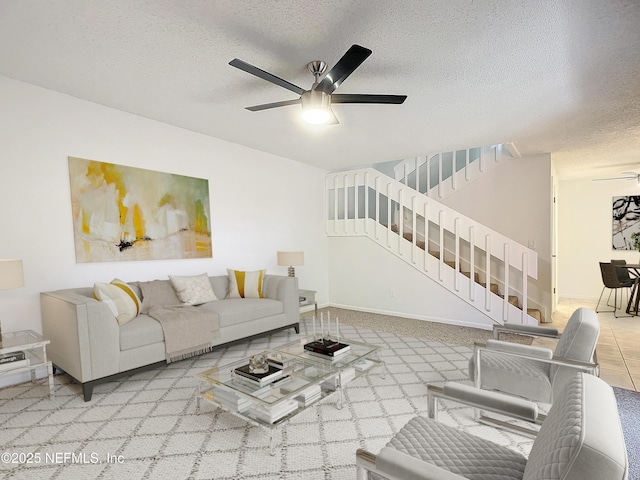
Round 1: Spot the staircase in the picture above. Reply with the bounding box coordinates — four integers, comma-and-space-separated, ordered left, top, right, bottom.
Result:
326, 164, 543, 326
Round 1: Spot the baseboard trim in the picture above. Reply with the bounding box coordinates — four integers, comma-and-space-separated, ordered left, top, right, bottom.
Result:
327, 303, 493, 331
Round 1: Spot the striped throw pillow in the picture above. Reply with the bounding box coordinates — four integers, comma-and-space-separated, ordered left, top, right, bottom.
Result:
227, 269, 265, 299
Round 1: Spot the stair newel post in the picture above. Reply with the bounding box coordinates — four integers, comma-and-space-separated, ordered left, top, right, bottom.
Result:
343, 174, 348, 234
426, 155, 431, 197
375, 176, 380, 241
454, 217, 460, 292
353, 171, 359, 234
333, 174, 339, 235
485, 234, 491, 311
438, 210, 445, 282
423, 202, 429, 273
414, 156, 420, 191
437, 153, 443, 199
469, 225, 475, 301
522, 252, 529, 324
465, 148, 470, 182
411, 195, 417, 265
325, 174, 330, 235
503, 243, 510, 322
403, 162, 407, 186
387, 182, 392, 249
398, 188, 404, 257
364, 171, 369, 236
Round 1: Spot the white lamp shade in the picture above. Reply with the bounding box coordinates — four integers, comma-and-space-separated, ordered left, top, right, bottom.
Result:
0, 259, 24, 290
277, 251, 304, 267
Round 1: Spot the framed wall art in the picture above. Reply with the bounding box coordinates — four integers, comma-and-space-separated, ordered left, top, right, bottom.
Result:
612, 195, 640, 250
68, 157, 212, 263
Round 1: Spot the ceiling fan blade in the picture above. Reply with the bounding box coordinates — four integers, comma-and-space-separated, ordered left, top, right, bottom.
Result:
246, 99, 301, 112
332, 94, 407, 104
229, 58, 306, 95
315, 45, 372, 94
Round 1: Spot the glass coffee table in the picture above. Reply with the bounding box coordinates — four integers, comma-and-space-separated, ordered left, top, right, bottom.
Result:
195, 335, 383, 453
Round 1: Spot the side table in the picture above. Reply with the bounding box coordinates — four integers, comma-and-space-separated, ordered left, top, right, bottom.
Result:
0, 330, 54, 398
298, 289, 318, 318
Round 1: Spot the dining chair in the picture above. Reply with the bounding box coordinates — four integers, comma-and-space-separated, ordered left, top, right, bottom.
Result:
610, 259, 634, 306
596, 262, 634, 317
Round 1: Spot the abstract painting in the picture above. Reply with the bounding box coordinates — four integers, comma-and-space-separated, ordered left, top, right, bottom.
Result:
68, 157, 212, 263
612, 196, 640, 250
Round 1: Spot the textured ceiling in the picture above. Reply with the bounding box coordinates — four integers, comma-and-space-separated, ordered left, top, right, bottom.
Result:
1, 0, 639, 179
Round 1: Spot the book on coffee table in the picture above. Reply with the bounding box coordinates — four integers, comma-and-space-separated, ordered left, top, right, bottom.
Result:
233, 364, 283, 386
303, 339, 350, 357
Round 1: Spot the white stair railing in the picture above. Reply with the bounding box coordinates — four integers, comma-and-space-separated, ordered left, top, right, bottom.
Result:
326, 168, 538, 326
389, 144, 509, 201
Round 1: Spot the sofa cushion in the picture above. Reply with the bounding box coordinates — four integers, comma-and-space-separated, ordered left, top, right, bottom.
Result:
169, 273, 218, 305
200, 298, 283, 328
119, 314, 165, 351
227, 269, 265, 299
209, 275, 229, 301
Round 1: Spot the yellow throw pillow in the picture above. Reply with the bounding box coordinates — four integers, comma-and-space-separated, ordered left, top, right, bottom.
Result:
93, 279, 140, 325
169, 273, 218, 305
227, 269, 265, 299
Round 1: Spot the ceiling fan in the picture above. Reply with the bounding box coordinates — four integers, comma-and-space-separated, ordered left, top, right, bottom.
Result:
593, 172, 640, 183
229, 44, 407, 125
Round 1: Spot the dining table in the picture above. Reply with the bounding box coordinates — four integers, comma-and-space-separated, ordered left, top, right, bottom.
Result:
623, 263, 640, 315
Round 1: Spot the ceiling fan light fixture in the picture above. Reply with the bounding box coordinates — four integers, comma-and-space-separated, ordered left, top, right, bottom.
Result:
301, 107, 331, 124
301, 90, 332, 125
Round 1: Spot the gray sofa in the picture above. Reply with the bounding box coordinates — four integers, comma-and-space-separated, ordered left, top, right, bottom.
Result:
40, 274, 299, 401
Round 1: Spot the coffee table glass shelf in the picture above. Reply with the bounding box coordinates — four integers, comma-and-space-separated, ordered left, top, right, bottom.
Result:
0, 330, 54, 398
195, 335, 383, 453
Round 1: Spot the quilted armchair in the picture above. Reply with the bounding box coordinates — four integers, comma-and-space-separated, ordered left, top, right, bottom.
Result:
468, 307, 599, 404
356, 372, 628, 480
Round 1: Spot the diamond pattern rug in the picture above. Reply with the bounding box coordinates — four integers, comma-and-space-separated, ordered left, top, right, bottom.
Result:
0, 320, 534, 480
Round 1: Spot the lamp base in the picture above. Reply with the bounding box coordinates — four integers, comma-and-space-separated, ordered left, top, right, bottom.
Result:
288, 266, 295, 277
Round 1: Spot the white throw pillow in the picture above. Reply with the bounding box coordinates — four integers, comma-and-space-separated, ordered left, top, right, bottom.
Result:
169, 273, 218, 305
227, 269, 265, 299
93, 279, 140, 325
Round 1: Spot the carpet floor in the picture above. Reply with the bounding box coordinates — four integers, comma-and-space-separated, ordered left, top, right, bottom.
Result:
0, 318, 535, 480
613, 387, 640, 480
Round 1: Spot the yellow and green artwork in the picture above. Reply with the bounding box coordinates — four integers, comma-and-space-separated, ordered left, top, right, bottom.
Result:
68, 157, 212, 263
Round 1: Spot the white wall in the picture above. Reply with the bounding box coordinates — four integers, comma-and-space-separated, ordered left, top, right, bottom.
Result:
557, 177, 640, 299
328, 236, 496, 329
0, 76, 329, 336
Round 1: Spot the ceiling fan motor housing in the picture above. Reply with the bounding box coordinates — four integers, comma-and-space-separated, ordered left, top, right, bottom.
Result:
301, 90, 330, 110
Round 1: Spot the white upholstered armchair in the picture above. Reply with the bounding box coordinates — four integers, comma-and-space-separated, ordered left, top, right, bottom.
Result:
468, 307, 600, 404
356, 372, 628, 480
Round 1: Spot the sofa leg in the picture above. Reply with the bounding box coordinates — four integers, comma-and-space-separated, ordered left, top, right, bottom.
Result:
82, 384, 94, 402
294, 324, 300, 334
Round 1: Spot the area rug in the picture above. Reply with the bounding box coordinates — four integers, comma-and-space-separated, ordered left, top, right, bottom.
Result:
614, 387, 640, 480
0, 320, 535, 480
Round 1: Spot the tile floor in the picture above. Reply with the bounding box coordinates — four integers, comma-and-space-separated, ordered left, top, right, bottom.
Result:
542, 297, 640, 391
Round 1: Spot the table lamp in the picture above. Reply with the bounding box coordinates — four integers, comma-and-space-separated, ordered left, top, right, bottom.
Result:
0, 259, 24, 343
277, 251, 304, 277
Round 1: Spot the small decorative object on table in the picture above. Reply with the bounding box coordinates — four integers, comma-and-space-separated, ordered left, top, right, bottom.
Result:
304, 312, 350, 358
248, 352, 269, 374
